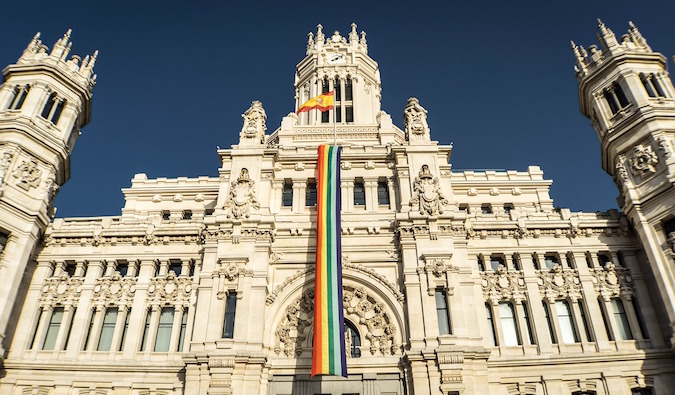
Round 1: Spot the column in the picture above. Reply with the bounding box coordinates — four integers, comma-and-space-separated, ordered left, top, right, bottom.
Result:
292, 181, 305, 214
271, 180, 284, 213
574, 251, 611, 351
74, 260, 86, 277
110, 305, 129, 354
621, 295, 644, 343
169, 305, 184, 352
31, 306, 52, 351
489, 302, 505, 349
53, 261, 66, 277
546, 298, 565, 352
0, 83, 14, 108
182, 259, 192, 277
144, 305, 161, 353
158, 260, 169, 276
128, 259, 140, 277
53, 304, 75, 352
364, 179, 377, 211
343, 180, 354, 212
86, 304, 105, 352
387, 179, 396, 211
103, 260, 115, 277
513, 301, 531, 348
122, 259, 153, 358
23, 82, 48, 118
568, 297, 592, 352
520, 254, 552, 352
599, 296, 621, 350
65, 260, 104, 357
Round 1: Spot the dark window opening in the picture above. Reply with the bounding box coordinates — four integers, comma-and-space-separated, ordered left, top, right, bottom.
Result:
490, 255, 504, 271
458, 204, 469, 214
116, 261, 129, 277
503, 203, 513, 215
543, 301, 557, 344
377, 181, 390, 205
162, 211, 171, 221
511, 254, 521, 270
353, 180, 365, 206
223, 292, 237, 338
435, 289, 451, 335
532, 253, 540, 270
345, 77, 353, 101
632, 298, 649, 339
345, 321, 361, 357
345, 106, 353, 123
477, 255, 485, 272
41, 93, 56, 119
334, 77, 341, 102
598, 298, 613, 341
182, 210, 192, 220
321, 109, 330, 123
614, 82, 629, 107
306, 182, 317, 207
481, 204, 492, 214
169, 260, 182, 276
282, 181, 293, 207
544, 254, 559, 269
64, 262, 77, 277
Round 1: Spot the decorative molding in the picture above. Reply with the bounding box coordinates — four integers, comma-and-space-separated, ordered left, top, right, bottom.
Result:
591, 262, 634, 299
92, 273, 136, 306
629, 144, 658, 176
481, 266, 527, 303
223, 168, 260, 219
12, 157, 42, 190
147, 272, 192, 305
537, 264, 582, 301
40, 275, 83, 305
411, 165, 448, 216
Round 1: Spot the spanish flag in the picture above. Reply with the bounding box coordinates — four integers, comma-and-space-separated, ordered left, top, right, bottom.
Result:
297, 91, 334, 114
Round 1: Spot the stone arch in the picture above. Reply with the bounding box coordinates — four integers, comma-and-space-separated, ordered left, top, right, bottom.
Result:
265, 267, 405, 359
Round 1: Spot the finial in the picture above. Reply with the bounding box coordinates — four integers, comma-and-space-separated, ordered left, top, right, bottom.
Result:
349, 23, 359, 45
627, 20, 650, 50
65, 29, 72, 39
351, 23, 357, 34
596, 18, 618, 50
317, 24, 323, 35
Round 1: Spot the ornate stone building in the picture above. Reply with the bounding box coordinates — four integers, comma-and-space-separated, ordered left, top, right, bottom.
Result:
0, 22, 674, 395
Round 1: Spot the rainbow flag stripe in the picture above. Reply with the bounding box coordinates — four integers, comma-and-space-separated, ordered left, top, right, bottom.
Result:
312, 145, 347, 377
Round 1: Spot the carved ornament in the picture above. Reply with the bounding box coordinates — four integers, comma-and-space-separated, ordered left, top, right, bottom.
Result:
223, 168, 260, 219
147, 272, 192, 305
411, 165, 448, 216
537, 264, 582, 300
12, 158, 42, 190
591, 262, 634, 299
481, 265, 527, 302
403, 97, 430, 141
40, 275, 83, 305
239, 101, 267, 145
92, 272, 136, 306
629, 144, 658, 176
0, 147, 15, 188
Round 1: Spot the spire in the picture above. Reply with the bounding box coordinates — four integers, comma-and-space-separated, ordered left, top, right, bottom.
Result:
596, 18, 618, 50
21, 32, 42, 59
359, 31, 367, 53
349, 23, 359, 47
306, 32, 314, 55
51, 28, 73, 59
628, 21, 651, 51
571, 40, 588, 76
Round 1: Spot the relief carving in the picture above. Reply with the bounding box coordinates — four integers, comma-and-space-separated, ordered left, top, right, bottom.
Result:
274, 285, 398, 357
0, 148, 15, 188
537, 264, 582, 300
239, 100, 267, 145
403, 97, 430, 141
92, 272, 136, 305
223, 168, 260, 219
147, 271, 192, 304
591, 262, 634, 299
40, 275, 83, 305
629, 144, 658, 176
657, 136, 672, 159
12, 158, 42, 190
411, 165, 448, 216
481, 265, 527, 302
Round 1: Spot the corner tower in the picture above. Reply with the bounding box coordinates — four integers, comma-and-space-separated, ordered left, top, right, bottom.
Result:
0, 30, 96, 357
573, 20, 675, 342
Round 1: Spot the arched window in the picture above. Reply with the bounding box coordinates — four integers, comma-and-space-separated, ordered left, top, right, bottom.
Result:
41, 92, 66, 125
345, 320, 361, 357
8, 84, 30, 110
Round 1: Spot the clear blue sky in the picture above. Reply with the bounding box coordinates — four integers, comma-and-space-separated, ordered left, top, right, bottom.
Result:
1, 1, 674, 217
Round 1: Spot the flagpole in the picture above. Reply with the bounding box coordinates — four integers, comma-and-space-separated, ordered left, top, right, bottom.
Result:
333, 91, 337, 145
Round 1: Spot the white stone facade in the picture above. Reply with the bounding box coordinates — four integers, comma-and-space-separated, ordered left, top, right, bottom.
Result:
0, 23, 674, 395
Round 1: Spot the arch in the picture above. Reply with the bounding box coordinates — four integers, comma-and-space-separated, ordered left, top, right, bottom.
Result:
265, 267, 406, 360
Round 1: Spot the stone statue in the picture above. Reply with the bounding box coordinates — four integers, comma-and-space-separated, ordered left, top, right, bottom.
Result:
239, 101, 267, 146
0, 149, 14, 187
411, 165, 447, 216
224, 168, 260, 219
403, 97, 430, 142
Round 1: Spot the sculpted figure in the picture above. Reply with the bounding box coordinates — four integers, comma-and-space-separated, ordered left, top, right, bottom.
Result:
403, 97, 430, 141
0, 149, 14, 187
13, 159, 42, 190
629, 144, 658, 175
411, 165, 447, 216
239, 101, 267, 145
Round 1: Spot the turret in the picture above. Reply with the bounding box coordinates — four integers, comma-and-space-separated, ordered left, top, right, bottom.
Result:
573, 20, 675, 344
0, 30, 97, 358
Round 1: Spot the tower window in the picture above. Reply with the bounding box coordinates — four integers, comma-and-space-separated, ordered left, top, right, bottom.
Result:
377, 181, 390, 205
306, 181, 317, 207
604, 82, 629, 115
41, 93, 65, 125
8, 84, 30, 110
334, 77, 341, 101
345, 77, 353, 101
641, 73, 666, 98
282, 181, 293, 207
0, 232, 7, 256
353, 180, 365, 206
322, 78, 330, 94
345, 106, 353, 123
223, 292, 237, 338
335, 105, 341, 122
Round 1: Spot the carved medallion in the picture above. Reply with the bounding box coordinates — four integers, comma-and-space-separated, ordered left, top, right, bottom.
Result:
411, 165, 448, 216
223, 168, 260, 219
629, 144, 658, 176
12, 158, 42, 190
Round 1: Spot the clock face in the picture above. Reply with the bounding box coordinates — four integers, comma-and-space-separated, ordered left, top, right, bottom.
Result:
327, 53, 346, 64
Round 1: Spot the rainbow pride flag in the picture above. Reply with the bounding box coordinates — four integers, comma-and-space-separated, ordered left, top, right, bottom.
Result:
312, 145, 347, 377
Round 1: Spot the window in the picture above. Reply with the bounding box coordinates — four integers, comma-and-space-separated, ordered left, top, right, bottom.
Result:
458, 204, 469, 214
8, 84, 30, 110
481, 204, 492, 214
578, 301, 592, 342
116, 261, 129, 277
83, 310, 95, 350
169, 260, 182, 276
140, 309, 151, 351
62, 308, 76, 350
565, 253, 574, 269
543, 301, 556, 343
604, 82, 629, 115
189, 261, 196, 277
585, 252, 594, 268
334, 77, 341, 101
641, 73, 666, 98
119, 311, 130, 351
631, 298, 649, 339
532, 253, 540, 270
353, 180, 365, 206
617, 251, 627, 267
345, 76, 353, 101
511, 254, 521, 270
182, 210, 192, 220
489, 255, 504, 271
223, 292, 237, 338
178, 309, 188, 351
97, 307, 118, 351
611, 298, 633, 340
485, 303, 497, 346
42, 307, 64, 350
306, 181, 317, 207
345, 321, 361, 357
598, 298, 613, 341
632, 388, 653, 395
499, 302, 520, 346
162, 211, 171, 221
0, 232, 7, 255
555, 300, 579, 343
377, 181, 390, 205
321, 79, 330, 123
503, 203, 513, 215
282, 181, 293, 207
64, 261, 77, 277
335, 105, 341, 122
521, 302, 535, 345
41, 93, 65, 125
345, 106, 353, 123
154, 307, 175, 352
544, 254, 559, 269
435, 289, 451, 335
477, 255, 485, 272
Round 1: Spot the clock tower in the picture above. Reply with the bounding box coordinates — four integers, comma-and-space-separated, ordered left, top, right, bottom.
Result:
294, 24, 381, 126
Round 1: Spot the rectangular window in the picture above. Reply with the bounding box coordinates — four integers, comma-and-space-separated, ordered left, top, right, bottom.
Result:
598, 252, 611, 267
481, 204, 492, 214
119, 311, 130, 351
41, 94, 56, 119
178, 309, 188, 351
503, 203, 513, 215
321, 110, 330, 123
62, 308, 76, 350
485, 303, 497, 346
631, 298, 649, 339
578, 300, 592, 342
345, 78, 353, 101
282, 182, 293, 207
477, 255, 485, 272
154, 307, 175, 352
641, 74, 657, 97
345, 106, 353, 123
458, 204, 469, 214
64, 262, 77, 277
651, 75, 666, 97
435, 289, 451, 335
169, 260, 182, 276
116, 261, 128, 277
51, 100, 64, 125
556, 300, 579, 344
335, 105, 342, 122
598, 298, 613, 341
223, 293, 237, 338
377, 181, 390, 205
97, 307, 118, 351
42, 307, 64, 350
162, 211, 171, 221
521, 302, 535, 345
353, 180, 366, 206
511, 254, 521, 270
334, 78, 342, 101
499, 302, 520, 346
544, 254, 559, 269
611, 298, 633, 340
0, 232, 8, 255
489, 255, 504, 272
182, 210, 192, 220
140, 309, 151, 351
306, 182, 317, 207
83, 310, 95, 350
543, 301, 557, 343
